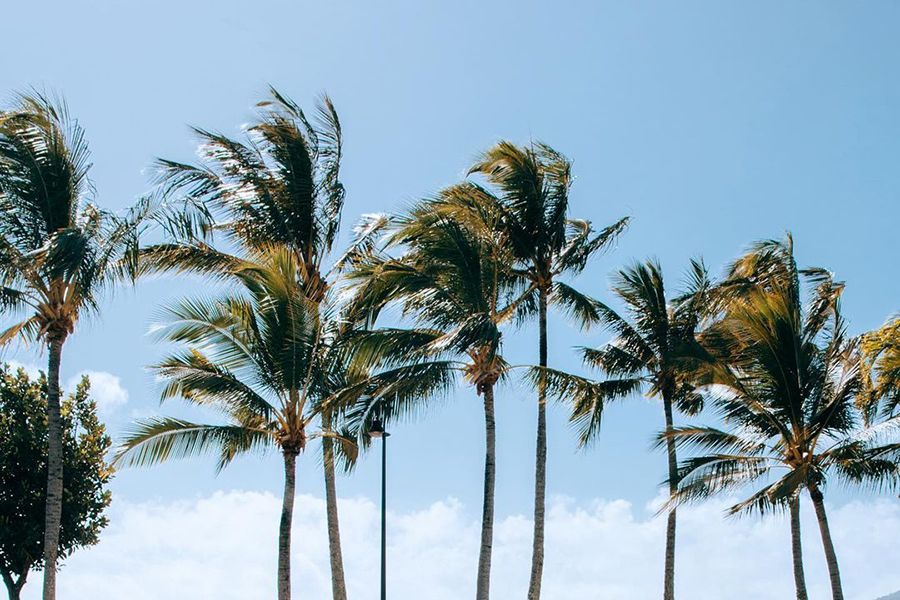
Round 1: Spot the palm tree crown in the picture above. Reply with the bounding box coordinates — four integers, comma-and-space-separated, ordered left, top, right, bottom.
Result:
544, 259, 709, 443
860, 315, 900, 422
347, 189, 528, 401
0, 93, 147, 345
115, 245, 359, 471
145, 87, 344, 301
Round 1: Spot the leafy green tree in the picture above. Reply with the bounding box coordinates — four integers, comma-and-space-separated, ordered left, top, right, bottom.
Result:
141, 88, 357, 599
114, 246, 362, 600
0, 366, 112, 600
537, 259, 711, 600
667, 237, 900, 600
345, 189, 529, 600
0, 93, 147, 600
468, 141, 628, 599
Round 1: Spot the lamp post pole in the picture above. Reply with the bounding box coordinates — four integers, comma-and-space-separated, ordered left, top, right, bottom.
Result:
369, 417, 390, 600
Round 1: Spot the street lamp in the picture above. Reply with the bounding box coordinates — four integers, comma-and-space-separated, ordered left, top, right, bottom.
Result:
369, 416, 390, 600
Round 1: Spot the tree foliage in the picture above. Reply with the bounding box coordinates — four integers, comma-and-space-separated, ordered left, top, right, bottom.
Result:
0, 366, 111, 598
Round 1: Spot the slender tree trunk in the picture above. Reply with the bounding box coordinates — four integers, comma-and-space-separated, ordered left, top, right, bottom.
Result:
322, 413, 348, 600
279, 451, 298, 600
790, 496, 809, 600
475, 385, 496, 600
5, 582, 23, 600
662, 395, 677, 600
527, 288, 548, 600
808, 484, 844, 600
42, 335, 65, 600
2, 568, 25, 600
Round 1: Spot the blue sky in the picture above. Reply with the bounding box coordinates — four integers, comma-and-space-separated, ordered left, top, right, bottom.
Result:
3, 1, 900, 597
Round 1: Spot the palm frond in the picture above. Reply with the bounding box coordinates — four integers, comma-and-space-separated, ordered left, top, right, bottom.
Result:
113, 417, 271, 471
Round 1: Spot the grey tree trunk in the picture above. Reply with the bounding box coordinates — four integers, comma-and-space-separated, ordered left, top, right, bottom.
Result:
475, 385, 496, 600
42, 336, 65, 600
527, 289, 549, 600
808, 485, 844, 600
279, 451, 298, 600
322, 418, 348, 600
790, 497, 809, 600
662, 395, 677, 600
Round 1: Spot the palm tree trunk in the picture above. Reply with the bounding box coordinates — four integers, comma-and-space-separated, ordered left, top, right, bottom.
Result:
790, 496, 809, 600
42, 335, 65, 600
808, 484, 844, 600
279, 451, 298, 600
527, 288, 548, 600
475, 384, 497, 600
662, 395, 677, 600
322, 416, 348, 600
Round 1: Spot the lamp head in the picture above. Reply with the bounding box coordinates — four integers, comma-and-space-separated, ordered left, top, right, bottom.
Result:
369, 418, 386, 438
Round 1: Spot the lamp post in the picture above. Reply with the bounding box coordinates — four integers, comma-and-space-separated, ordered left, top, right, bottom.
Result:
369, 416, 389, 600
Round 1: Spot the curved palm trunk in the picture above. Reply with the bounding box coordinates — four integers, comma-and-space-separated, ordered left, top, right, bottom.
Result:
475, 385, 497, 600
42, 336, 65, 600
279, 451, 298, 600
790, 497, 809, 600
322, 421, 348, 600
808, 485, 844, 600
527, 289, 548, 600
662, 395, 677, 600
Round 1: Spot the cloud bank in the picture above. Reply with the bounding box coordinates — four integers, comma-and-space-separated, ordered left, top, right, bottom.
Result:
19, 491, 900, 600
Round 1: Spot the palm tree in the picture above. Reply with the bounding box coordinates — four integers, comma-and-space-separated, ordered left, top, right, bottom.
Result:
468, 141, 628, 599
141, 88, 354, 599
344, 188, 529, 600
114, 247, 362, 600
537, 259, 711, 600
0, 92, 149, 600
667, 237, 900, 600
860, 315, 900, 421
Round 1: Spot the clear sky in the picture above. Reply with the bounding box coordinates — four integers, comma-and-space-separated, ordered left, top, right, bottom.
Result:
3, 1, 900, 598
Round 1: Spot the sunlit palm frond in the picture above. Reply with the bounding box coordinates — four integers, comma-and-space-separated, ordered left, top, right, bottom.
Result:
113, 417, 271, 471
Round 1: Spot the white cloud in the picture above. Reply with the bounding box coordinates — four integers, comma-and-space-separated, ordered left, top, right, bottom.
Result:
5, 359, 42, 379
17, 491, 900, 600
2, 362, 129, 415
66, 371, 129, 413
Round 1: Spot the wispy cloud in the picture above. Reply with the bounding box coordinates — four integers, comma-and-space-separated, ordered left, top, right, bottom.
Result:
19, 491, 900, 600
66, 371, 129, 414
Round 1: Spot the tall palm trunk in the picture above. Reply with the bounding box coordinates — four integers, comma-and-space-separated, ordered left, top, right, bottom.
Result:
279, 451, 298, 600
322, 413, 348, 600
662, 394, 677, 600
790, 497, 809, 600
808, 484, 844, 600
475, 384, 496, 600
42, 335, 66, 600
527, 288, 548, 600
